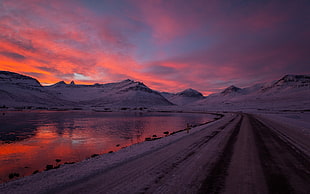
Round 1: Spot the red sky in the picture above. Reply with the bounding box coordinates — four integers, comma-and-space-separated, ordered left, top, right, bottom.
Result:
0, 0, 309, 95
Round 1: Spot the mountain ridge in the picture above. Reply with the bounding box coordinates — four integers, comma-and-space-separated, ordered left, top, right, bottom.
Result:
0, 71, 173, 108
0, 71, 309, 109
0, 71, 41, 87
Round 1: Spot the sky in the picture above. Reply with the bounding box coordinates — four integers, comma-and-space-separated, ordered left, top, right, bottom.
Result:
0, 0, 309, 95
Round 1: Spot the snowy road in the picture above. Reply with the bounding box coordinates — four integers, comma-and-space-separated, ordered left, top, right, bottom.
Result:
1, 113, 309, 193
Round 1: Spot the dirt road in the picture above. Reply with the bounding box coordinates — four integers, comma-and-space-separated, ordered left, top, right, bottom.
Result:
1, 113, 309, 193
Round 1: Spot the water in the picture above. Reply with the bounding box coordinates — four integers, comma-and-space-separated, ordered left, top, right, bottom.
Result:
0, 110, 215, 182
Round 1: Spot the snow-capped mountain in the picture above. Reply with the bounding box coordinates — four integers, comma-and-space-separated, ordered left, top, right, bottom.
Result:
75, 79, 173, 107
47, 79, 174, 106
51, 81, 67, 87
0, 71, 73, 107
162, 88, 204, 106
260, 74, 310, 93
177, 88, 204, 98
0, 71, 41, 87
0, 71, 309, 110
192, 74, 310, 110
0, 71, 173, 108
220, 85, 242, 96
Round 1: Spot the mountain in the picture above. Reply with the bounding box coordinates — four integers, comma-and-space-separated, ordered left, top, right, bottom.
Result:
177, 88, 204, 98
220, 85, 242, 96
48, 79, 174, 107
261, 75, 310, 93
0, 71, 41, 87
51, 81, 67, 87
0, 71, 173, 108
64, 79, 174, 107
50, 80, 77, 88
273, 74, 310, 86
1, 71, 309, 110
192, 74, 310, 110
0, 71, 72, 107
162, 88, 204, 106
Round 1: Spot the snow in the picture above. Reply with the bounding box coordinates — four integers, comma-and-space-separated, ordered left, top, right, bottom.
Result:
1, 72, 309, 111
0, 72, 173, 108
162, 88, 204, 106
256, 112, 310, 136
220, 85, 242, 96
0, 71, 41, 87
0, 113, 228, 193
187, 74, 310, 112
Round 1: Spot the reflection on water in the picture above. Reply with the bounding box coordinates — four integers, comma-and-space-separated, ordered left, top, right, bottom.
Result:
0, 111, 214, 182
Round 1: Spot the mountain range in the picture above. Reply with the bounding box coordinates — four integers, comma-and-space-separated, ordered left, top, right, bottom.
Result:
0, 71, 309, 110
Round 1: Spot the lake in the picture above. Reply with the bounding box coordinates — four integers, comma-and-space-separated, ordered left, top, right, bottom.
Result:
0, 110, 215, 182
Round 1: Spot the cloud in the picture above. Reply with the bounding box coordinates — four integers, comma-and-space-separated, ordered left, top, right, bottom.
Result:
145, 65, 177, 76
0, 51, 25, 60
22, 71, 45, 79
0, 35, 36, 52
0, 0, 309, 95
36, 66, 60, 74
73, 73, 92, 81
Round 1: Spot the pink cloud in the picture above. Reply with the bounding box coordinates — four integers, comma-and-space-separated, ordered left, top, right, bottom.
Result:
0, 0, 309, 94
0, 0, 143, 84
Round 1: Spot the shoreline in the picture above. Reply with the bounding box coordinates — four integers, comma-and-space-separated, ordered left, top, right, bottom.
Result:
0, 112, 227, 193
0, 110, 222, 184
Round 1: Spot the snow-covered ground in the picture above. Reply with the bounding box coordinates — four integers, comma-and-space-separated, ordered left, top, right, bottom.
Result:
257, 112, 310, 133
0, 111, 309, 193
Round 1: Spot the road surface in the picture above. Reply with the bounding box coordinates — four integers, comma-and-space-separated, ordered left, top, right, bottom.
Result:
1, 113, 309, 193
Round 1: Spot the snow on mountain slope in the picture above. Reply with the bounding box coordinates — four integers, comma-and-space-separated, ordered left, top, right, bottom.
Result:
75, 80, 174, 107
51, 81, 67, 87
1, 71, 308, 110
191, 74, 310, 111
270, 74, 310, 87
202, 85, 245, 102
0, 71, 41, 87
0, 73, 173, 108
259, 74, 310, 94
220, 85, 242, 96
0, 71, 73, 107
162, 88, 204, 106
47, 81, 104, 102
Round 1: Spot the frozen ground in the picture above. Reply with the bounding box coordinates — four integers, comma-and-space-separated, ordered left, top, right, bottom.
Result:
0, 111, 309, 193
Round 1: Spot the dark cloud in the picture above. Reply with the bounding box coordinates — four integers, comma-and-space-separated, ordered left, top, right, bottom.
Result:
0, 35, 36, 52
36, 66, 60, 74
0, 51, 26, 60
22, 71, 44, 79
146, 65, 177, 75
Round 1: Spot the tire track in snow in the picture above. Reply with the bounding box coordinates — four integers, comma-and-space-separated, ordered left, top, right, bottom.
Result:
198, 114, 243, 194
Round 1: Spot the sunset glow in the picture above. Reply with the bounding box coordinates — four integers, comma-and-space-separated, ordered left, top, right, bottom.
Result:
0, 0, 309, 95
